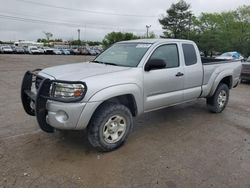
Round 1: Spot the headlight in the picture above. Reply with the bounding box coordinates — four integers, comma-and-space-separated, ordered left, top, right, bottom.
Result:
50, 82, 86, 102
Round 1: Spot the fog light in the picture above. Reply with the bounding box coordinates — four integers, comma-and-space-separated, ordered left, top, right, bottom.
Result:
55, 110, 69, 122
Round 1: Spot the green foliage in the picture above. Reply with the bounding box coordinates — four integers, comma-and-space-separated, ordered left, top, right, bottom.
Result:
159, 0, 192, 39
191, 9, 250, 56
102, 32, 140, 48
69, 40, 82, 46
159, 1, 250, 57
37, 38, 47, 43
87, 41, 102, 46
140, 31, 156, 39
68, 40, 101, 46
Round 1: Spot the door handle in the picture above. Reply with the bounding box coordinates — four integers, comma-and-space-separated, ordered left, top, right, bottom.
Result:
176, 72, 184, 77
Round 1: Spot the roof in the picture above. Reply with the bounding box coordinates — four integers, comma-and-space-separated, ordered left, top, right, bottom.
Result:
118, 38, 193, 44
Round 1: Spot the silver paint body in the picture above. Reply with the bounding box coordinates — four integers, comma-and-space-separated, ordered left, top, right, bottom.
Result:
38, 39, 242, 130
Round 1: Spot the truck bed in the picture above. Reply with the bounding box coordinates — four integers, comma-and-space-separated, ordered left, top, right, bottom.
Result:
200, 59, 242, 97
201, 57, 230, 64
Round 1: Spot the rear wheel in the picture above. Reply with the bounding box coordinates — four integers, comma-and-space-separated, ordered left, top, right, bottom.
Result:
207, 83, 229, 113
87, 102, 133, 152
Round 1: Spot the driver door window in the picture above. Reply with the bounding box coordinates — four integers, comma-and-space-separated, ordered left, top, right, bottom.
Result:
149, 44, 179, 68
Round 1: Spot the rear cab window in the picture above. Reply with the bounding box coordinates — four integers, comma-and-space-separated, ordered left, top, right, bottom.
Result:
182, 43, 197, 66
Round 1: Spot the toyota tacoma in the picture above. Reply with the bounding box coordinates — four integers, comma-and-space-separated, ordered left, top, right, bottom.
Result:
21, 39, 242, 151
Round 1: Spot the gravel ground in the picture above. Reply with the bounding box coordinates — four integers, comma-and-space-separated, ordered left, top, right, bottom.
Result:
0, 54, 250, 188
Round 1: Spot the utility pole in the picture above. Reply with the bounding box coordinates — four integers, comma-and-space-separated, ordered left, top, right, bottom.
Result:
146, 25, 151, 38
77, 29, 81, 47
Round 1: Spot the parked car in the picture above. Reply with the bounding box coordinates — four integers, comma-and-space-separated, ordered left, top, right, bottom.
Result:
0, 46, 13, 54
13, 47, 25, 54
23, 47, 29, 54
79, 47, 89, 55
37, 48, 45, 54
60, 49, 70, 55
43, 48, 54, 55
94, 49, 101, 55
21, 39, 242, 152
241, 56, 250, 82
87, 48, 97, 56
72, 48, 80, 55
215, 51, 244, 61
53, 49, 62, 55
68, 49, 75, 55
28, 46, 40, 54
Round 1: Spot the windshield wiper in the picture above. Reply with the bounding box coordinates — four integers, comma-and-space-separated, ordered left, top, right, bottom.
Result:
103, 62, 118, 66
91, 60, 119, 66
90, 60, 104, 64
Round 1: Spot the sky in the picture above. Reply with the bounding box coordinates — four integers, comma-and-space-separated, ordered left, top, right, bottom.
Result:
0, 0, 249, 42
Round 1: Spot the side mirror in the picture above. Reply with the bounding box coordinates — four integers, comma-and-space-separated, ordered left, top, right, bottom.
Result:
145, 59, 166, 72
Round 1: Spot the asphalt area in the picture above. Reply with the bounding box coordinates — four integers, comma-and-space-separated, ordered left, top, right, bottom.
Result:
0, 54, 250, 188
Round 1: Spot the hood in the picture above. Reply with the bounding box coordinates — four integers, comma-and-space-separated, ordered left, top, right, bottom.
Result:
40, 62, 131, 81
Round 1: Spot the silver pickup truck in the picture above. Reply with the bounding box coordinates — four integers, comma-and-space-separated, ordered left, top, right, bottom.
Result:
21, 39, 242, 151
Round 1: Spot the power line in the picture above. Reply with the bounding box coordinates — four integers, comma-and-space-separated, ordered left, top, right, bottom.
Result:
14, 0, 158, 18
0, 13, 150, 32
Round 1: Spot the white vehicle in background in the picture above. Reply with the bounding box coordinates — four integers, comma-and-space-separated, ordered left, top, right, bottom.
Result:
215, 51, 244, 61
53, 49, 62, 55
28, 46, 40, 54
60, 49, 71, 55
0, 46, 13, 54
37, 48, 45, 54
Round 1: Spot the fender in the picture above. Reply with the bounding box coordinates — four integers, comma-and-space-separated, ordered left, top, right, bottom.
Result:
208, 70, 233, 97
76, 83, 143, 130
88, 83, 143, 115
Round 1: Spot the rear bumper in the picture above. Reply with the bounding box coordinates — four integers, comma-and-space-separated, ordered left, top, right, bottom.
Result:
21, 70, 89, 132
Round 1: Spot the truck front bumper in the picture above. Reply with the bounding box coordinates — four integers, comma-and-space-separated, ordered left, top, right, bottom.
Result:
21, 70, 93, 132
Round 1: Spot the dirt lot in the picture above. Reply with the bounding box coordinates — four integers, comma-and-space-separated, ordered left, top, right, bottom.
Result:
0, 54, 250, 188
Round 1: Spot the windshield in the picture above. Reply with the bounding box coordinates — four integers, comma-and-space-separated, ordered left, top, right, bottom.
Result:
94, 43, 152, 67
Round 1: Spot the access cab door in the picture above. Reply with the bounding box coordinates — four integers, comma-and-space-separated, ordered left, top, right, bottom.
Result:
143, 43, 184, 112
181, 43, 203, 101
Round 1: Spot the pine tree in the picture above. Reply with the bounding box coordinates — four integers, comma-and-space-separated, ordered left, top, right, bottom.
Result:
159, 0, 192, 39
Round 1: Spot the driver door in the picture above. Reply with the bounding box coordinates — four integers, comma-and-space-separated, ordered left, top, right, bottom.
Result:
143, 44, 184, 112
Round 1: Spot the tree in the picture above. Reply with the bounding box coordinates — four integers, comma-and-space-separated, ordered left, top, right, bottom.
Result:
235, 5, 250, 56
159, 0, 192, 39
43, 32, 53, 42
191, 8, 250, 57
102, 32, 140, 48
140, 31, 156, 39
37, 38, 47, 43
192, 13, 224, 56
54, 38, 63, 42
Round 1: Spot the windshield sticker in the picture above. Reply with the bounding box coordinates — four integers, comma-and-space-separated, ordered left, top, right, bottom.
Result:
136, 44, 152, 48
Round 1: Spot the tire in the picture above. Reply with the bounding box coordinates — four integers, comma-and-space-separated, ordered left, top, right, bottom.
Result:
87, 102, 133, 152
207, 83, 229, 113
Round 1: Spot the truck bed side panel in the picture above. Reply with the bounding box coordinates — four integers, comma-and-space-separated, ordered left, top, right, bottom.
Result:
201, 61, 242, 97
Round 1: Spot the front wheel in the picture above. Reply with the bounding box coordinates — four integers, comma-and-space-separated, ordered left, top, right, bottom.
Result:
207, 83, 229, 113
87, 102, 133, 152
